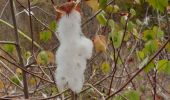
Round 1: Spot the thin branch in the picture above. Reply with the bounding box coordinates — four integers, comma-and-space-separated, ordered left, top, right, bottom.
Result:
0, 19, 42, 49
0, 55, 54, 84
0, 47, 17, 63
81, 0, 116, 27
0, 41, 16, 45
0, 0, 9, 18
106, 37, 170, 99
85, 83, 105, 100
15, 0, 59, 41
27, 0, 34, 54
108, 13, 130, 95
0, 71, 23, 90
0, 60, 23, 87
9, 0, 29, 98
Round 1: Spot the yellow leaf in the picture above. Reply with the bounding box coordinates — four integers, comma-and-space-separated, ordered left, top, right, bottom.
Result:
46, 51, 55, 64
85, 0, 99, 12
29, 77, 36, 85
16, 68, 22, 75
101, 61, 110, 74
93, 35, 107, 53
0, 80, 4, 89
166, 43, 170, 53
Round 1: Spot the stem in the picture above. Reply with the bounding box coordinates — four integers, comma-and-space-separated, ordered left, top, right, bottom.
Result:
27, 0, 34, 54
153, 69, 157, 100
108, 15, 130, 95
9, 0, 29, 98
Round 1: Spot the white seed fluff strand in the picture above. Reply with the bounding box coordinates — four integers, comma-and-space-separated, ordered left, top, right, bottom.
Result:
55, 10, 93, 93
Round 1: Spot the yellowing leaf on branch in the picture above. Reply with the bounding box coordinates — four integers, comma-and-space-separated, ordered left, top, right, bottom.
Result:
85, 0, 99, 12
101, 61, 110, 74
37, 51, 55, 65
29, 77, 36, 85
16, 68, 22, 75
93, 35, 107, 53
166, 43, 170, 53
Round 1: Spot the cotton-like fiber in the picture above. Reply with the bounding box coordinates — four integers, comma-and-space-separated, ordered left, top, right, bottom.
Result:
55, 9, 93, 93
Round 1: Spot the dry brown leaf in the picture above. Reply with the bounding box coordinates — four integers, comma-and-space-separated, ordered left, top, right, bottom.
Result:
16, 68, 22, 75
93, 35, 107, 53
0, 80, 4, 89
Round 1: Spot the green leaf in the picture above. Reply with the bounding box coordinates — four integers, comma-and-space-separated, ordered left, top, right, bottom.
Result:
152, 26, 164, 39
113, 5, 120, 13
113, 95, 125, 100
132, 28, 139, 39
96, 12, 107, 25
139, 56, 149, 69
144, 40, 158, 54
24, 51, 31, 59
105, 5, 114, 13
136, 19, 142, 25
144, 62, 155, 73
127, 21, 136, 32
130, 8, 136, 17
11, 75, 23, 85
136, 51, 145, 61
121, 16, 127, 26
99, 0, 107, 9
111, 31, 123, 49
49, 21, 57, 31
37, 51, 48, 65
101, 61, 110, 74
3, 44, 15, 53
40, 30, 52, 42
166, 43, 170, 52
108, 19, 115, 31
157, 59, 170, 74
146, 0, 168, 12
124, 90, 140, 100
143, 30, 155, 41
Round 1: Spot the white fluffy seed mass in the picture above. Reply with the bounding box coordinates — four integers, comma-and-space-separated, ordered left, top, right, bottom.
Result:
55, 10, 93, 93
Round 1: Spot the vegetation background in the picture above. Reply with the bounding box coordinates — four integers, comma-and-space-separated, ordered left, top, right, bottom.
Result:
0, 0, 170, 99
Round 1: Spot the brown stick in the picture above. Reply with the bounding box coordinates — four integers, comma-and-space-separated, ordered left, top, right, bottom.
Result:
9, 0, 29, 98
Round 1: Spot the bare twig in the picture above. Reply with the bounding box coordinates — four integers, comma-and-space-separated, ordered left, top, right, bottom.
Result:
0, 0, 9, 18
0, 19, 42, 49
9, 0, 29, 98
108, 13, 130, 95
0, 47, 17, 63
0, 60, 23, 87
0, 41, 16, 45
0, 71, 23, 90
106, 37, 170, 99
27, 0, 34, 54
0, 55, 54, 84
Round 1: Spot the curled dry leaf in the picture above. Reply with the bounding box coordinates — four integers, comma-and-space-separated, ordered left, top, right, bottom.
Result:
16, 68, 22, 75
93, 35, 107, 53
